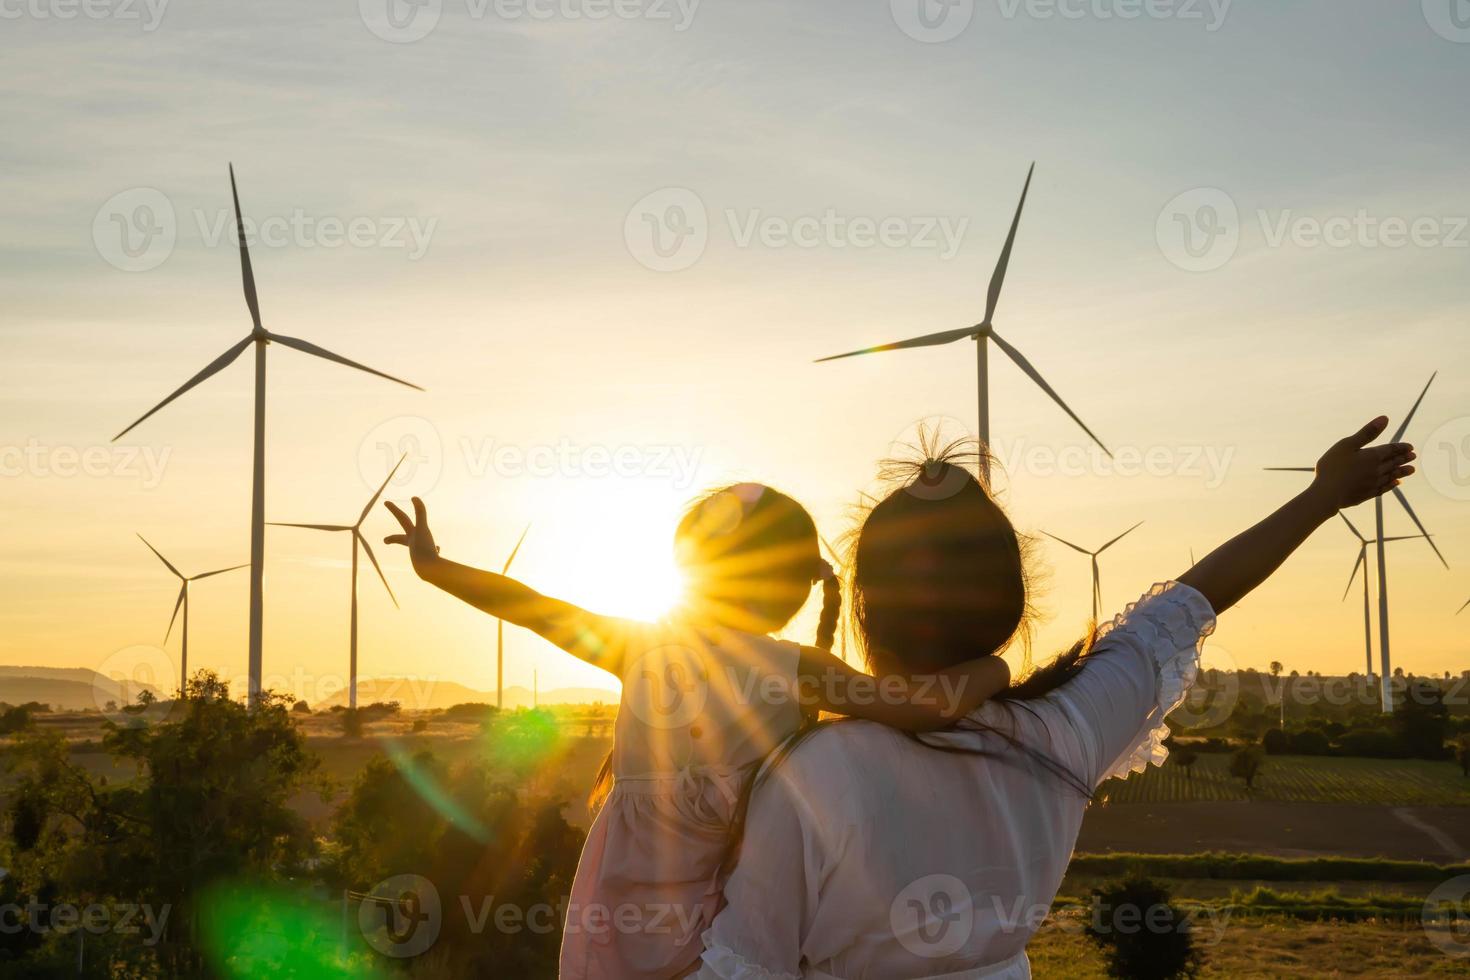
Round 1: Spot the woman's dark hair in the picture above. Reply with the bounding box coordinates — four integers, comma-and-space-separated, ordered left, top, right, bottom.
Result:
720, 435, 1096, 877
588, 482, 840, 812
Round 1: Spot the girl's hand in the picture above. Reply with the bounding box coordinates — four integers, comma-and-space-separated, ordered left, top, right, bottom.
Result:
384, 497, 440, 573
1309, 417, 1416, 514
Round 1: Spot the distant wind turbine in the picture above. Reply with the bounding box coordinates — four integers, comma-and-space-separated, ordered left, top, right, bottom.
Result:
1338, 513, 1426, 678
1042, 522, 1143, 621
269, 456, 406, 711
112, 166, 423, 704
496, 525, 531, 711
1265, 373, 1447, 712
815, 164, 1110, 483
1458, 597, 1469, 616
137, 535, 246, 696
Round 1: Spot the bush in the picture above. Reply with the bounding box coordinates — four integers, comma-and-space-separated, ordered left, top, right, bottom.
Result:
1261, 728, 1290, 755
1337, 729, 1406, 759
1288, 729, 1330, 756
1086, 874, 1201, 980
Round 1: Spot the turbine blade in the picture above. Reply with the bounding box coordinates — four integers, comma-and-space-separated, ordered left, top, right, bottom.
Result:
1343, 549, 1365, 602
229, 164, 262, 329
1459, 597, 1470, 615
1097, 521, 1144, 554
268, 522, 352, 532
113, 336, 254, 441
1339, 512, 1366, 542
1391, 488, 1448, 568
269, 333, 424, 391
1041, 531, 1091, 555
137, 534, 183, 579
502, 523, 532, 574
989, 330, 1111, 457
165, 584, 185, 643
814, 325, 980, 363
984, 162, 1035, 326
818, 534, 843, 569
361, 454, 408, 524
1263, 467, 1314, 473
1391, 372, 1437, 442
192, 563, 249, 580
1381, 534, 1428, 543
357, 532, 398, 608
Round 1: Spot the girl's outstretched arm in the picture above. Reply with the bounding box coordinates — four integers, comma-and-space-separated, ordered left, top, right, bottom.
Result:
384, 497, 633, 678
795, 646, 1011, 732
1178, 417, 1416, 615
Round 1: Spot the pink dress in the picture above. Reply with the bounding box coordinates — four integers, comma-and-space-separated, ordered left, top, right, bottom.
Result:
559, 619, 804, 979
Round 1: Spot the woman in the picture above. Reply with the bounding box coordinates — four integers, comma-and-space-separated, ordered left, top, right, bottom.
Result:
693, 417, 1415, 979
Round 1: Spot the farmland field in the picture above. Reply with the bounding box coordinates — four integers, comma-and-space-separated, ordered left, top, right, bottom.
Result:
1097, 754, 1470, 806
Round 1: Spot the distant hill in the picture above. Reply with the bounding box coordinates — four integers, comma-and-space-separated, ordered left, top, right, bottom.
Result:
0, 666, 165, 710
309, 677, 619, 712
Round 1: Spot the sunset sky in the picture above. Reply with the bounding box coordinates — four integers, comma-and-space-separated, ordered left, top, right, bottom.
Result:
3, 0, 1467, 704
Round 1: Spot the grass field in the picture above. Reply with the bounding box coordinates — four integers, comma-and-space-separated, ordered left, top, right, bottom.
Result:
1097, 754, 1470, 806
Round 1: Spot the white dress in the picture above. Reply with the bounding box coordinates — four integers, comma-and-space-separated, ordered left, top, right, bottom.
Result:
694, 582, 1217, 980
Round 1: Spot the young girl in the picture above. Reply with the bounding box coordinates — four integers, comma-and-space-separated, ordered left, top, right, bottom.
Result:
383, 483, 1012, 978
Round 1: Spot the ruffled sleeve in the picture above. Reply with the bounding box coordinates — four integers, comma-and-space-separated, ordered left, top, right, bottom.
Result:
1046, 582, 1216, 788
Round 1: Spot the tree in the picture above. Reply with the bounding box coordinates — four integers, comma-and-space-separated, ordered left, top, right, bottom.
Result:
2, 671, 325, 975
1455, 735, 1470, 778
1173, 745, 1199, 782
1230, 745, 1264, 794
1269, 661, 1283, 678
1396, 680, 1449, 759
1086, 873, 1201, 980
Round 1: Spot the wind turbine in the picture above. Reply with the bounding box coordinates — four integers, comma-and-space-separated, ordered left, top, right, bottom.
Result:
269, 456, 406, 711
1338, 513, 1426, 678
815, 164, 1110, 483
112, 166, 423, 704
1041, 522, 1143, 621
137, 535, 246, 696
495, 524, 531, 711
1265, 373, 1446, 712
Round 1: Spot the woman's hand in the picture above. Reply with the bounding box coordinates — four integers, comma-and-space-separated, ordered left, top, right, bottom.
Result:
1308, 417, 1417, 515
384, 497, 440, 574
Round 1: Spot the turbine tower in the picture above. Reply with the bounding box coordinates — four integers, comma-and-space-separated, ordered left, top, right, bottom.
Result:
1265, 374, 1446, 712
1041, 522, 1143, 621
137, 535, 246, 696
496, 525, 531, 711
113, 166, 423, 704
1338, 513, 1426, 678
270, 456, 406, 711
816, 164, 1110, 482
